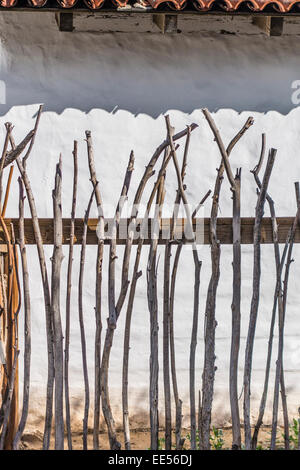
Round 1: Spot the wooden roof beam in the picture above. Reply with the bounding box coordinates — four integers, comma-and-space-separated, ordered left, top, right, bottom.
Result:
55, 12, 74, 32
252, 16, 284, 36
153, 13, 178, 33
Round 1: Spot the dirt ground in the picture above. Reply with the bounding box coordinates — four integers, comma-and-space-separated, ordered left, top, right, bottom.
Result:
20, 426, 289, 450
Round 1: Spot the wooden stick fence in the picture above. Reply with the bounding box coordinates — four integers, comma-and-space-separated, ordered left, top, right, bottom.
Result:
0, 105, 300, 450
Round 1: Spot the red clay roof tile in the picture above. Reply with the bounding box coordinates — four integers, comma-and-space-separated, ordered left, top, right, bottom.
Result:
56, 0, 78, 7
0, 0, 300, 10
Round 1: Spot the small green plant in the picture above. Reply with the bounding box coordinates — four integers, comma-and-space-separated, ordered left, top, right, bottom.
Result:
185, 430, 200, 448
158, 437, 165, 450
287, 418, 299, 449
209, 426, 224, 450
147, 437, 165, 450
185, 428, 224, 449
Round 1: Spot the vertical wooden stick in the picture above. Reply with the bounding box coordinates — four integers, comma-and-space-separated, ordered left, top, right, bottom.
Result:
1, 166, 14, 218
243, 149, 276, 449
0, 124, 13, 210
0, 351, 19, 449
270, 230, 291, 449
117, 125, 198, 317
270, 185, 300, 449
64, 141, 78, 450
101, 153, 134, 450
147, 189, 163, 450
85, 131, 103, 450
51, 156, 64, 450
122, 263, 142, 450
161, 148, 172, 452
11, 129, 54, 450
12, 178, 31, 450
165, 116, 202, 451
169, 243, 184, 450
78, 189, 95, 450
230, 168, 241, 450
251, 134, 284, 449
122, 148, 174, 450
201, 109, 253, 449
0, 220, 20, 449
162, 130, 190, 451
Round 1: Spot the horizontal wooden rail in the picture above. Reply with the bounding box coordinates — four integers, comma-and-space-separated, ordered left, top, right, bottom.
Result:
0, 217, 299, 245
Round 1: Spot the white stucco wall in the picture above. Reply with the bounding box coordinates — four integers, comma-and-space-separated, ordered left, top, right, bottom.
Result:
1, 11, 300, 433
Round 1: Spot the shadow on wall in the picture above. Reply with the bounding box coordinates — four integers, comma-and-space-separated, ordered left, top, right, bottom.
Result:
0, 12, 299, 116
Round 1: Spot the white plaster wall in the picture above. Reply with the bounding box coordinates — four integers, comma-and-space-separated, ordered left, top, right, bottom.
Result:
0, 11, 300, 433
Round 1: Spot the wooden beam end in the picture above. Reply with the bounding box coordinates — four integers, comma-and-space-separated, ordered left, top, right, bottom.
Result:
153, 14, 178, 34
252, 16, 284, 37
55, 12, 74, 33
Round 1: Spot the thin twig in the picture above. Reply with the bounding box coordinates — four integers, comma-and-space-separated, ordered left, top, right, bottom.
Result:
165, 115, 201, 451
101, 153, 134, 450
9, 125, 54, 450
116, 124, 198, 317
12, 179, 31, 450
201, 109, 253, 449
122, 146, 174, 450
64, 141, 78, 450
0, 350, 19, 449
243, 149, 276, 449
85, 131, 104, 450
51, 156, 64, 449
251, 134, 285, 449
78, 188, 95, 450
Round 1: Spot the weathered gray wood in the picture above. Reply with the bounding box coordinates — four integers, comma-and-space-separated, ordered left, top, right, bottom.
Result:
251, 134, 284, 450
169, 243, 184, 450
0, 351, 19, 449
0, 125, 12, 210
23, 105, 43, 170
78, 189, 95, 450
116, 124, 197, 317
270, 228, 292, 449
85, 130, 104, 450
148, 146, 171, 450
122, 148, 172, 451
201, 109, 253, 450
51, 156, 64, 450
270, 184, 300, 449
11, 127, 54, 451
280, 371, 290, 449
122, 264, 142, 450
12, 179, 31, 450
243, 149, 276, 449
101, 152, 134, 451
164, 129, 190, 451
64, 141, 77, 451
165, 115, 201, 450
3, 130, 34, 171
230, 168, 242, 450
163, 227, 172, 449
147, 217, 160, 450
205, 111, 253, 450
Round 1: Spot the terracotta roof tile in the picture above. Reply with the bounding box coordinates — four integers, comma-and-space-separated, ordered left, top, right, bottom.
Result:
57, 0, 78, 7
0, 0, 300, 10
